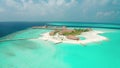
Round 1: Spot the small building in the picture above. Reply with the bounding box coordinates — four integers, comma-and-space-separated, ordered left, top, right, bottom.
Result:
59, 26, 73, 35
66, 35, 79, 40
49, 31, 55, 36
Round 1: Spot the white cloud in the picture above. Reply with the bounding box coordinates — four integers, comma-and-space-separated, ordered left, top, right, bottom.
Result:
3, 0, 115, 16
5, 0, 21, 9
4, 0, 77, 16
96, 11, 120, 17
0, 0, 119, 22
80, 0, 111, 14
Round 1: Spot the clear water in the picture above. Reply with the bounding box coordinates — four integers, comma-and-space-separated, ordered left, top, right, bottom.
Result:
79, 36, 86, 40
0, 25, 120, 68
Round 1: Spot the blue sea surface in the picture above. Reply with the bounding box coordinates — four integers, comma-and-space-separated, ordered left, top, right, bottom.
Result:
0, 22, 120, 68
0, 22, 47, 37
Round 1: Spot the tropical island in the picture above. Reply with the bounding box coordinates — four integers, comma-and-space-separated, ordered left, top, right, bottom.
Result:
37, 26, 108, 45
49, 26, 92, 40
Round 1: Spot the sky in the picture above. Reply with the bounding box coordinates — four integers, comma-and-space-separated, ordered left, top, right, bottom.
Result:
0, 0, 120, 23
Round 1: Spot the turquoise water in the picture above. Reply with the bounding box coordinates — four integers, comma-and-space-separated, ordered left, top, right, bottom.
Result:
48, 22, 120, 29
0, 27, 120, 68
79, 36, 86, 40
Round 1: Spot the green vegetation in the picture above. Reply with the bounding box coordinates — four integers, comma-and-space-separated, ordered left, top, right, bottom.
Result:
54, 30, 61, 35
74, 28, 90, 32
50, 28, 91, 36
62, 29, 90, 36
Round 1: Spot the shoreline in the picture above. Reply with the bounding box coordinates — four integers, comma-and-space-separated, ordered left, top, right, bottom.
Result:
38, 30, 108, 45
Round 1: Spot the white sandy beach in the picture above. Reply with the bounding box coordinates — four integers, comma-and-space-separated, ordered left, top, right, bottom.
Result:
38, 30, 108, 45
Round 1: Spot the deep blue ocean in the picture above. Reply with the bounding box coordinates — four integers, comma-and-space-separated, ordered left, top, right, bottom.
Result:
0, 22, 120, 38
0, 22, 47, 37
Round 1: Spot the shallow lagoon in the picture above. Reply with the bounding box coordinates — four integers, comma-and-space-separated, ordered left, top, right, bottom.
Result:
0, 27, 120, 68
